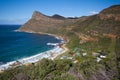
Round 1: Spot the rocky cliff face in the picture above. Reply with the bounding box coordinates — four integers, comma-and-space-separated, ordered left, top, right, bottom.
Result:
19, 11, 78, 33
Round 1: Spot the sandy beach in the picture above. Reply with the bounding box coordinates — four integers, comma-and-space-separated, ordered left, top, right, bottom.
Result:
0, 31, 68, 72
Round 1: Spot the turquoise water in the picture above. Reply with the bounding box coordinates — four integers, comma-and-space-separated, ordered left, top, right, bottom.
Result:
0, 25, 61, 64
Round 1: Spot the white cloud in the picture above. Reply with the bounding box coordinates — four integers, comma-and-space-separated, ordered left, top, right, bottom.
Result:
89, 11, 98, 15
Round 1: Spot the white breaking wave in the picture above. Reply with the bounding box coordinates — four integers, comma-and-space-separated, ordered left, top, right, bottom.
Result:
0, 46, 64, 72
46, 43, 59, 46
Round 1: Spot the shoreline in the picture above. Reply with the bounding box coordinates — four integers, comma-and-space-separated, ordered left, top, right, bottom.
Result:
0, 30, 68, 73
14, 30, 65, 41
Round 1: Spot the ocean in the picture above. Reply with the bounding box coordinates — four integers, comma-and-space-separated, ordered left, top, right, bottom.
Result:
0, 25, 61, 65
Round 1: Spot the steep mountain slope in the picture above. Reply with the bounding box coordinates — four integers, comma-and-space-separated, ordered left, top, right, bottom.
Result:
72, 5, 120, 35
99, 5, 120, 21
19, 11, 78, 33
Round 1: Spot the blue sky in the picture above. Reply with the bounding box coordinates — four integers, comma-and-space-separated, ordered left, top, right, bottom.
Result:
0, 0, 120, 24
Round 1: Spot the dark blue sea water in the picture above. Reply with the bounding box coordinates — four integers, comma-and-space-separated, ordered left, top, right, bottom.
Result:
0, 25, 61, 64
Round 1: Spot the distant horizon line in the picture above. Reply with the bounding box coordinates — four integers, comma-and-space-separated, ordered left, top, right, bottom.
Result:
0, 24, 22, 25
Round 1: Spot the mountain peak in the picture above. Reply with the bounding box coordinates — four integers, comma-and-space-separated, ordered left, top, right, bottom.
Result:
32, 11, 42, 16
51, 14, 65, 19
32, 11, 48, 20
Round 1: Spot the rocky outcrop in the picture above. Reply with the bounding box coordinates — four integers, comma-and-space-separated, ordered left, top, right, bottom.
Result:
12, 73, 32, 80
